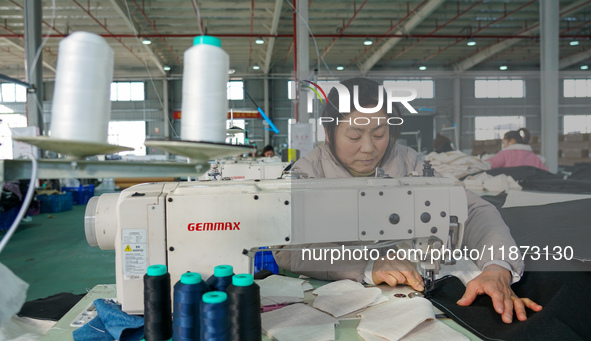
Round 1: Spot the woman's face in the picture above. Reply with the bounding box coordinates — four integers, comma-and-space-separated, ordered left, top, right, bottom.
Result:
332, 110, 390, 174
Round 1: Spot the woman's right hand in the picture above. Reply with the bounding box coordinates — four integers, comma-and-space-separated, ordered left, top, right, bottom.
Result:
371, 258, 424, 291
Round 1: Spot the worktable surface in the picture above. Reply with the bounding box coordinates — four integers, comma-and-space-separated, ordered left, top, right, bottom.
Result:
40, 281, 481, 341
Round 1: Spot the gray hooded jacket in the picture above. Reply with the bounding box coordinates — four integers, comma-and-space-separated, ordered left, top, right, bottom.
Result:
273, 143, 524, 283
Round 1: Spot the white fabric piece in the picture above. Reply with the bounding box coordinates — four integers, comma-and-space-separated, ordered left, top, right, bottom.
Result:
503, 190, 591, 208
258, 275, 306, 305
313, 287, 382, 318
0, 263, 28, 329
482, 174, 522, 193
302, 282, 314, 291
0, 316, 56, 341
357, 298, 434, 341
261, 303, 338, 341
425, 151, 490, 179
401, 320, 469, 341
370, 294, 389, 306
312, 279, 364, 296
462, 173, 521, 194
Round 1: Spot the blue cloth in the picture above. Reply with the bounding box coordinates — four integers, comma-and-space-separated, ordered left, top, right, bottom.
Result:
73, 299, 144, 341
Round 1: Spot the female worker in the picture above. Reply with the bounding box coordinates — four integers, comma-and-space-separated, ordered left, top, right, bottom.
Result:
486, 128, 548, 171
274, 78, 542, 324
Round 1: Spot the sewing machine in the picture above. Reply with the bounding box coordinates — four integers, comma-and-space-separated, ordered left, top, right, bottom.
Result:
84, 176, 467, 314
198, 157, 289, 180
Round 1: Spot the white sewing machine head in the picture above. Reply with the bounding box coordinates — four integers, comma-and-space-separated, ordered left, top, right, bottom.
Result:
84, 176, 467, 314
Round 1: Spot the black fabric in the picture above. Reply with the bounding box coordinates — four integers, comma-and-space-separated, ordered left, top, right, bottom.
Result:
498, 198, 591, 264
569, 163, 591, 180
459, 166, 559, 182
18, 292, 85, 321
480, 193, 507, 211
429, 272, 591, 341
518, 178, 591, 194
484, 166, 560, 181
461, 166, 591, 194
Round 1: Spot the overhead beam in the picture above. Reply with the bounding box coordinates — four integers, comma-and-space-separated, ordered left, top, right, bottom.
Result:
108, 0, 166, 75
263, 0, 282, 74
360, 0, 445, 72
1, 38, 56, 73
559, 48, 591, 69
454, 0, 591, 72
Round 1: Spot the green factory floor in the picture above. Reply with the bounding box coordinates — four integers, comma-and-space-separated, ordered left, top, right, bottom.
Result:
0, 205, 115, 301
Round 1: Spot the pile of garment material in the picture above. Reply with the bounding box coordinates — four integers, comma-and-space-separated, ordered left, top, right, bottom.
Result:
425, 151, 522, 194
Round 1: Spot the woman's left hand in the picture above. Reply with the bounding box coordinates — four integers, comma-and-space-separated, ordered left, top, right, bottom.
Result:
456, 264, 543, 323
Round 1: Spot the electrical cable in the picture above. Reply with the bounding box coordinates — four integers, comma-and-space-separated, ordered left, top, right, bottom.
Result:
0, 153, 38, 254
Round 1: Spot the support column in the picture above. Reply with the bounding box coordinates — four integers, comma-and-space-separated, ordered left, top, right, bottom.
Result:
163, 78, 169, 140
453, 75, 461, 150
264, 77, 270, 146
296, 0, 309, 123
540, 0, 559, 172
24, 0, 44, 134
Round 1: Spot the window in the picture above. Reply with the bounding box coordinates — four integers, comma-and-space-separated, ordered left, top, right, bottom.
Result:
108, 121, 146, 155
563, 79, 591, 98
383, 80, 434, 99
563, 115, 591, 134
0, 83, 27, 103
474, 116, 525, 140
110, 82, 145, 101
288, 81, 295, 100
0, 114, 28, 159
474, 79, 524, 98
227, 81, 244, 100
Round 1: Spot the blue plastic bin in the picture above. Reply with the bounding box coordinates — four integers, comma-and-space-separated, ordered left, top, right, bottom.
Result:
254, 247, 279, 274
38, 193, 73, 213
61, 185, 95, 205
0, 206, 19, 232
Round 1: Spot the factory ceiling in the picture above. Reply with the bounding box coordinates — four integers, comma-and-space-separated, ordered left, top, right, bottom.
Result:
1, 0, 590, 80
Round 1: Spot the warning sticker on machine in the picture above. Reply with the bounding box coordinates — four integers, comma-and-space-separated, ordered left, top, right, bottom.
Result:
122, 229, 147, 280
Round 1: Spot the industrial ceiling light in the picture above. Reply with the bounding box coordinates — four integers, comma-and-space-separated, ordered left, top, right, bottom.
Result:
581, 65, 589, 70
255, 36, 264, 44
252, 65, 260, 70
363, 37, 373, 46
163, 65, 171, 71
467, 38, 476, 46
142, 37, 152, 45
570, 39, 580, 46
336, 65, 345, 71
228, 68, 236, 74
499, 65, 508, 71
419, 65, 427, 71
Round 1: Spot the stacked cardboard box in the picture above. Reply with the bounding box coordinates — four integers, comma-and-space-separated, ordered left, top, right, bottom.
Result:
472, 139, 502, 156
558, 133, 591, 166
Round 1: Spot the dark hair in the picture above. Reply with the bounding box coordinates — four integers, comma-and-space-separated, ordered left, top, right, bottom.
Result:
322, 78, 402, 165
433, 133, 453, 153
504, 128, 530, 144
262, 145, 274, 154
